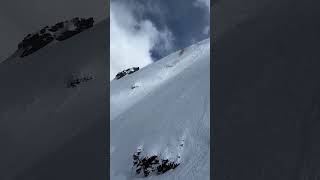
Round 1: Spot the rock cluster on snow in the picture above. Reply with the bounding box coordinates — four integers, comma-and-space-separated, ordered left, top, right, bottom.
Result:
131, 82, 141, 89
17, 17, 94, 57
132, 149, 180, 177
66, 75, 94, 88
115, 67, 139, 80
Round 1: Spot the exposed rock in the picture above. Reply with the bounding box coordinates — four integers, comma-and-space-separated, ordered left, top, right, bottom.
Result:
16, 17, 94, 58
132, 149, 180, 177
115, 67, 139, 80
66, 75, 94, 88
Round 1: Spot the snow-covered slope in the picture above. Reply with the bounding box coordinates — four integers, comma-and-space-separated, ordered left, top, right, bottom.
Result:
110, 38, 210, 180
0, 20, 108, 180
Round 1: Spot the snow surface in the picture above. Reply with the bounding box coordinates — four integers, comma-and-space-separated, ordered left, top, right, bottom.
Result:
110, 38, 210, 180
0, 20, 108, 180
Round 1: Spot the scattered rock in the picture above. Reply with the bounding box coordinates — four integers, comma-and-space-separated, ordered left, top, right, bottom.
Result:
132, 148, 180, 177
131, 83, 140, 89
66, 75, 94, 88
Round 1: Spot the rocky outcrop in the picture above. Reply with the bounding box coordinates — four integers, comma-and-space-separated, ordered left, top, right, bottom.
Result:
132, 149, 180, 177
115, 67, 139, 80
17, 17, 94, 58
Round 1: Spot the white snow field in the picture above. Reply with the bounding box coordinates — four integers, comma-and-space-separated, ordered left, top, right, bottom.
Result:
0, 20, 108, 180
110, 38, 210, 180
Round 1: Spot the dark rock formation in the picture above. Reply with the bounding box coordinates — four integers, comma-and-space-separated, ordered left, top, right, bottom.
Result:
115, 67, 139, 80
19, 32, 54, 57
55, 17, 94, 41
17, 17, 94, 58
132, 150, 180, 177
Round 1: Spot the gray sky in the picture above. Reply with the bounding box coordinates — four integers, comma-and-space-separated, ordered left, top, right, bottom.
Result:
0, 0, 109, 61
110, 0, 210, 79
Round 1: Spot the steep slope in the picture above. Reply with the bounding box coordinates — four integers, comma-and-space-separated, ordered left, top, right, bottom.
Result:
110, 38, 210, 180
0, 19, 108, 180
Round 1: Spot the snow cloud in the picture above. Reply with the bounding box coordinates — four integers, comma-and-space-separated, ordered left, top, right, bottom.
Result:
194, 0, 210, 36
194, 0, 210, 11
110, 1, 174, 80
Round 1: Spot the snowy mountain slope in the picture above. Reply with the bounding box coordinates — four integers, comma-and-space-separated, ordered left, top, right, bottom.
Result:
110, 38, 210, 180
0, 19, 108, 180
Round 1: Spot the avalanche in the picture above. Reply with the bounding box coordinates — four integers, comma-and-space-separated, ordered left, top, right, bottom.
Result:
110, 38, 210, 180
